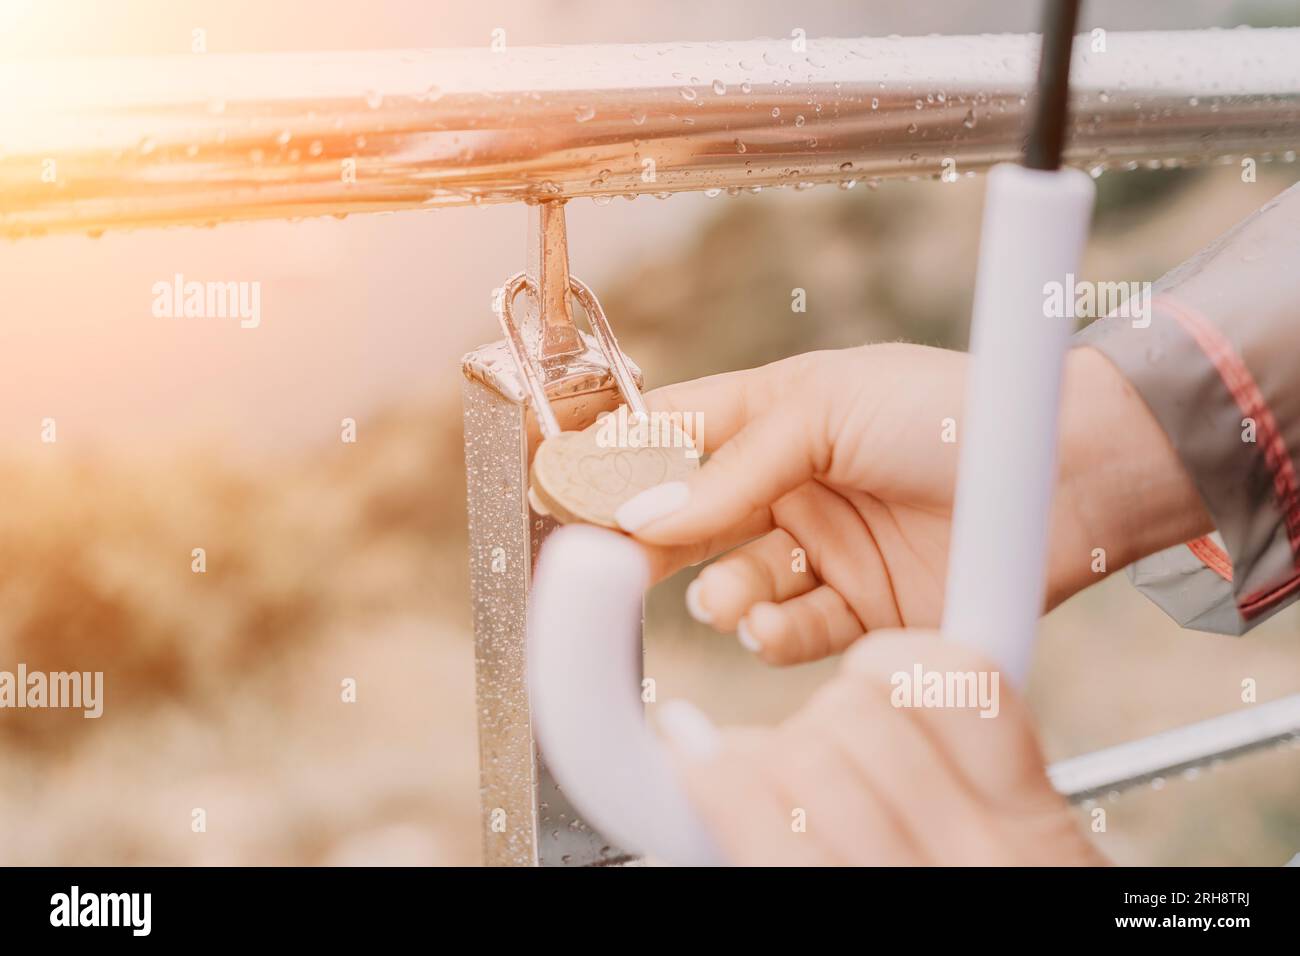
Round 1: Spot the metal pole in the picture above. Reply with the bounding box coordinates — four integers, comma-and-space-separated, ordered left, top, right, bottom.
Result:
1050, 693, 1300, 804
2, 29, 1297, 237
462, 201, 642, 865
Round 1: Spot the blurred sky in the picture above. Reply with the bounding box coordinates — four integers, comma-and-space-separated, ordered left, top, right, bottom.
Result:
0, 0, 1290, 455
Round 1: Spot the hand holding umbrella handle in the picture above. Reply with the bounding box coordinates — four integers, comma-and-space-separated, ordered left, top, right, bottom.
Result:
528, 524, 724, 865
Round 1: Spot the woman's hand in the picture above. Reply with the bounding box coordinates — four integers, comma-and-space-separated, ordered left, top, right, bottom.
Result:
660, 629, 1105, 865
625, 343, 1209, 665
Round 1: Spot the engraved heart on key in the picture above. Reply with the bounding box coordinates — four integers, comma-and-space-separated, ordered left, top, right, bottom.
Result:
530, 415, 699, 529
577, 446, 671, 495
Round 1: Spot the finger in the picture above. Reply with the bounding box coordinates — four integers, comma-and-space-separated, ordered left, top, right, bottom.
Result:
642, 354, 813, 455
638, 507, 774, 583
685, 527, 818, 632
616, 404, 828, 544
834, 493, 947, 628
769, 481, 907, 633
801, 644, 1005, 864
673, 729, 835, 866
739, 587, 864, 666
841, 631, 1094, 863
843, 630, 1059, 815
761, 700, 922, 864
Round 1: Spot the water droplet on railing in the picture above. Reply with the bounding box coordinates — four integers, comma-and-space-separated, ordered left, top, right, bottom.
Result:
574, 105, 596, 122
871, 97, 880, 110
962, 108, 977, 129
712, 79, 727, 95
679, 87, 697, 102
365, 89, 384, 109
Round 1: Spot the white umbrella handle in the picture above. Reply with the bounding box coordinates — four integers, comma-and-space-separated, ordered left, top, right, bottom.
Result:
942, 163, 1096, 684
528, 524, 724, 865
528, 165, 1095, 865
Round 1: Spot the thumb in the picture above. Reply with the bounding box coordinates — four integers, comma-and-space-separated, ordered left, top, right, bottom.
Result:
615, 402, 827, 545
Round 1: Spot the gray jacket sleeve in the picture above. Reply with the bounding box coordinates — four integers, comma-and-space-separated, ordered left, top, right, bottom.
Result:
1075, 180, 1300, 635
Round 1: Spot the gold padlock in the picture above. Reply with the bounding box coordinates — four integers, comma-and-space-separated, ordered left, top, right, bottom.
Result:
495, 271, 699, 530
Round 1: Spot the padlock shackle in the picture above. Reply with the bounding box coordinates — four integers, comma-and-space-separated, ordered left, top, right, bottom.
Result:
496, 271, 648, 439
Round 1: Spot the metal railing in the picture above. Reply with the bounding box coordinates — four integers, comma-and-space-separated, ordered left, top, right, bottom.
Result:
1, 29, 1297, 237
1050, 693, 1300, 804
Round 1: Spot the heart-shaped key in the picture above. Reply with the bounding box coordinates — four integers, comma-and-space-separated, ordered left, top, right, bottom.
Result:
530, 415, 699, 528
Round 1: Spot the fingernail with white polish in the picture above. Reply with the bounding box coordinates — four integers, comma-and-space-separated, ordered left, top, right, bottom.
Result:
685, 577, 712, 624
657, 699, 722, 761
615, 481, 690, 533
737, 617, 761, 653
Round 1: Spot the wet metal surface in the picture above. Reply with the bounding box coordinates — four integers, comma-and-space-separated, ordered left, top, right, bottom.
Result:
3, 29, 1298, 236
1051, 692, 1300, 804
462, 345, 640, 866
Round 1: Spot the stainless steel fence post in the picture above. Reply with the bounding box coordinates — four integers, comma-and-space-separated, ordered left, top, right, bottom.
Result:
461, 201, 642, 866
